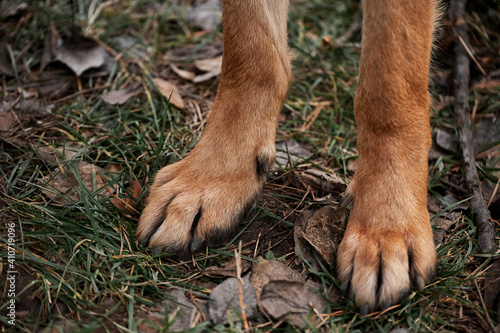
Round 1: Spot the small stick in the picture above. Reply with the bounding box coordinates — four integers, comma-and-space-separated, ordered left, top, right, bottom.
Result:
235, 241, 249, 330
451, 0, 495, 254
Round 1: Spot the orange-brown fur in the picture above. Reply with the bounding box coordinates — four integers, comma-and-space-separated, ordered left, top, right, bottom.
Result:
137, 0, 437, 313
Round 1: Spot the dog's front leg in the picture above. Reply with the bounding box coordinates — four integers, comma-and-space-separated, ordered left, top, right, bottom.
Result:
337, 0, 438, 314
137, 0, 291, 257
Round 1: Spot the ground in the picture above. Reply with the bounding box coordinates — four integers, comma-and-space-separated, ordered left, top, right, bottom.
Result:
0, 0, 499, 332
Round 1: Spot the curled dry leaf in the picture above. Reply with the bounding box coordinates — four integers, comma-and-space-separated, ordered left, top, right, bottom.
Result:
208, 274, 257, 325
187, 0, 222, 32
193, 56, 222, 83
103, 83, 141, 105
153, 78, 185, 109
250, 257, 305, 302
170, 64, 195, 81
301, 168, 347, 193
137, 289, 206, 333
275, 138, 314, 168
295, 205, 346, 267
38, 145, 112, 205
260, 281, 327, 327
55, 36, 108, 76
202, 258, 251, 278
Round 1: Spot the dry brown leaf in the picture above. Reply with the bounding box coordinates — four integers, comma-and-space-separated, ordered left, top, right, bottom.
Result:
186, 0, 222, 32
170, 64, 195, 81
250, 257, 305, 302
55, 36, 108, 76
296, 205, 346, 267
202, 258, 251, 278
153, 78, 185, 109
194, 56, 222, 72
102, 87, 139, 105
0, 112, 16, 132
260, 281, 327, 327
40, 161, 111, 205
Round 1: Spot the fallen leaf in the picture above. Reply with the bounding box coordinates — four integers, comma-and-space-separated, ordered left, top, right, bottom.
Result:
40, 162, 111, 205
250, 257, 305, 301
208, 274, 257, 325
194, 56, 222, 72
153, 78, 185, 109
296, 205, 346, 267
202, 258, 251, 278
103, 83, 141, 105
432, 218, 455, 248
137, 289, 207, 332
170, 64, 195, 81
301, 168, 347, 192
55, 36, 108, 76
0, 112, 16, 132
260, 281, 327, 327
163, 42, 223, 62
41, 21, 60, 71
435, 128, 455, 152
187, 0, 222, 32
275, 139, 314, 168
38, 146, 112, 205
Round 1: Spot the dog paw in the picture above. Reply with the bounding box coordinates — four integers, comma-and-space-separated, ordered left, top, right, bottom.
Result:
136, 141, 274, 257
337, 186, 436, 315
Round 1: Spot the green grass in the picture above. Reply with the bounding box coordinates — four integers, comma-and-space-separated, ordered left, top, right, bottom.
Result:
1, 0, 499, 332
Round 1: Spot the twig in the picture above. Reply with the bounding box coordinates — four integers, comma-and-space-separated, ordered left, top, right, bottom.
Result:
451, 0, 495, 254
235, 241, 250, 331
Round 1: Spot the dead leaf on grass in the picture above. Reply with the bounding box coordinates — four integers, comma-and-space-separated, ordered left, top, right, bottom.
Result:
0, 112, 16, 132
435, 128, 456, 152
202, 258, 251, 278
295, 205, 346, 267
137, 289, 206, 332
163, 42, 223, 62
153, 78, 185, 109
38, 146, 112, 205
55, 36, 109, 76
193, 56, 222, 83
275, 139, 314, 168
301, 168, 347, 193
41, 21, 60, 71
103, 83, 141, 105
260, 281, 327, 327
250, 257, 305, 302
432, 218, 455, 248
187, 0, 222, 32
170, 64, 195, 81
208, 273, 258, 325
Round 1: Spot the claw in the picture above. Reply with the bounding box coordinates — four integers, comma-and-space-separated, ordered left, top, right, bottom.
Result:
190, 236, 204, 252
360, 304, 370, 316
416, 275, 425, 292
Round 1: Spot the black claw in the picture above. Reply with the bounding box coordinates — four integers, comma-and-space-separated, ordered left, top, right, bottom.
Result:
256, 156, 269, 178
190, 236, 204, 252
360, 304, 370, 316
380, 299, 391, 312
397, 288, 411, 303
151, 247, 162, 256
416, 275, 425, 292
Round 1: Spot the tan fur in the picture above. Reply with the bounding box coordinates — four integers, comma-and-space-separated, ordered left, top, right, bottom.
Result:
137, 0, 438, 312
